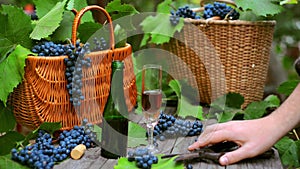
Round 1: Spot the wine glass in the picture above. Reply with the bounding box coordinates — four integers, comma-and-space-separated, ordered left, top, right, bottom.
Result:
141, 64, 162, 153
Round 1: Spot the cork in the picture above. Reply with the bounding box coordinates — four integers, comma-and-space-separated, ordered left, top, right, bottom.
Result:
71, 144, 87, 160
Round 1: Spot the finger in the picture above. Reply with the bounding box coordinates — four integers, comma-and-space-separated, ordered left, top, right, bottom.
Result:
188, 128, 234, 150
219, 146, 254, 165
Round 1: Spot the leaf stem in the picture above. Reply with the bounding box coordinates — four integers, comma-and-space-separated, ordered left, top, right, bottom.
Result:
292, 129, 299, 140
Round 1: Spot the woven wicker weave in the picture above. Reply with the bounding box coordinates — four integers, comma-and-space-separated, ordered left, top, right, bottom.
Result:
164, 18, 276, 107
11, 6, 137, 130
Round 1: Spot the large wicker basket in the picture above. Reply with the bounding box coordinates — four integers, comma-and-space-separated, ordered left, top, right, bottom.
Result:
164, 16, 276, 107
11, 6, 137, 130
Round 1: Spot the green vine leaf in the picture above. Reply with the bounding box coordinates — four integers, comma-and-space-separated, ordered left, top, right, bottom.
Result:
275, 136, 300, 167
0, 154, 30, 169
168, 80, 203, 120
244, 101, 269, 120
114, 154, 184, 169
77, 22, 102, 43
0, 45, 32, 104
277, 80, 300, 96
235, 0, 284, 17
157, 0, 173, 13
263, 94, 280, 108
34, 0, 62, 19
51, 11, 75, 42
140, 0, 184, 46
73, 0, 94, 23
0, 5, 32, 62
128, 122, 147, 148
140, 13, 184, 46
66, 0, 75, 10
0, 131, 25, 156
0, 102, 15, 133
106, 0, 139, 20
30, 0, 67, 40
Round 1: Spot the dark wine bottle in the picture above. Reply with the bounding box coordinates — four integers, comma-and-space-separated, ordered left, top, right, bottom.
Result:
101, 60, 129, 159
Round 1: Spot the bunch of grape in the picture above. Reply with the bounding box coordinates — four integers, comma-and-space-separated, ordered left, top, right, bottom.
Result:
169, 5, 200, 26
150, 112, 203, 141
127, 147, 159, 169
92, 37, 108, 51
11, 121, 96, 169
31, 41, 92, 106
203, 2, 239, 20
63, 42, 92, 106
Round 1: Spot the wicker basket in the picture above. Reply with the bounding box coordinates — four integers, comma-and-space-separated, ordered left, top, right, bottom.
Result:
163, 2, 276, 106
11, 6, 137, 130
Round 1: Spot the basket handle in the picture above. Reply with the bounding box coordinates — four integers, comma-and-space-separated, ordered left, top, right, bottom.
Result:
72, 5, 115, 50
200, 0, 236, 7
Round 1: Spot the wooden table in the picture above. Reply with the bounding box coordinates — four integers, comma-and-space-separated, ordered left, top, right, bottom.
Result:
54, 108, 283, 169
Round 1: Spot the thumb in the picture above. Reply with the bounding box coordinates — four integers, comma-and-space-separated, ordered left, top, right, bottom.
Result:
218, 147, 253, 165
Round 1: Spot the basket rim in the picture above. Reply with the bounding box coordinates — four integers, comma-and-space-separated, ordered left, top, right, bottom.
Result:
184, 18, 276, 26
26, 43, 132, 60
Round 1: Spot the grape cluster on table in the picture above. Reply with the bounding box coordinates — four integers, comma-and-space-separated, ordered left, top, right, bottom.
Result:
170, 5, 200, 26
127, 147, 159, 169
149, 112, 203, 142
203, 2, 239, 20
11, 120, 96, 169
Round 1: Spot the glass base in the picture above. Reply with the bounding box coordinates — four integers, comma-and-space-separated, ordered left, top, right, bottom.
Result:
147, 144, 159, 154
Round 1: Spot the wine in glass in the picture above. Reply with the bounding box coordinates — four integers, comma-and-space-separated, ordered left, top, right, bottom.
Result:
142, 64, 162, 152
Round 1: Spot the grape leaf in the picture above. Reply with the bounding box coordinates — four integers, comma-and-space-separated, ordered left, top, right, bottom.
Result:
77, 22, 102, 43
0, 45, 32, 104
263, 94, 280, 108
0, 131, 25, 156
0, 102, 15, 133
127, 122, 147, 148
216, 111, 236, 123
73, 0, 94, 23
114, 24, 127, 48
277, 80, 300, 96
105, 0, 139, 20
105, 0, 139, 32
168, 80, 203, 120
275, 137, 300, 167
0, 5, 32, 62
30, 0, 67, 40
140, 13, 184, 46
66, 0, 75, 10
33, 0, 62, 19
114, 154, 184, 169
21, 122, 62, 146
37, 122, 62, 134
93, 124, 102, 142
210, 93, 244, 111
0, 154, 30, 169
157, 0, 173, 13
51, 11, 75, 42
244, 101, 269, 120
235, 0, 284, 17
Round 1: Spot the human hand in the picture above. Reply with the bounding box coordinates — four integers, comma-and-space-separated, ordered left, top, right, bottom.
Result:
188, 118, 279, 165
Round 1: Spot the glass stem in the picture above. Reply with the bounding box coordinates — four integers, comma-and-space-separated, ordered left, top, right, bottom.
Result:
147, 123, 154, 150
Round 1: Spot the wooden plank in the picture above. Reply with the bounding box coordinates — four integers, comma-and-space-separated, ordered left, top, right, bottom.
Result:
226, 148, 283, 169
156, 138, 177, 154
54, 147, 108, 169
100, 159, 118, 169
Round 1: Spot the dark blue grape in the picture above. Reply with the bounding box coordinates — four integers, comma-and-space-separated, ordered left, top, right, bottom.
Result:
203, 2, 239, 20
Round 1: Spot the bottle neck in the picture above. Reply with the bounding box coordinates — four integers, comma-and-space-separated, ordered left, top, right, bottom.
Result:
104, 61, 128, 117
